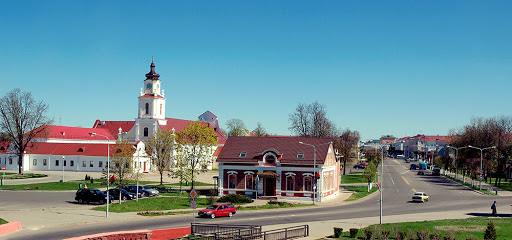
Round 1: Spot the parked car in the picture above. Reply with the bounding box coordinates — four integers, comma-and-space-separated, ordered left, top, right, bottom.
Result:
419, 162, 427, 170
410, 164, 417, 170
412, 192, 429, 202
107, 188, 136, 201
417, 170, 424, 175
432, 167, 441, 176
136, 185, 159, 197
405, 159, 411, 163
198, 203, 236, 219
360, 162, 368, 167
354, 164, 366, 169
122, 185, 144, 198
75, 188, 114, 204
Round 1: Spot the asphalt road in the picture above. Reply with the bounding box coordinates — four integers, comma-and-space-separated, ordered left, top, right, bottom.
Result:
3, 158, 509, 240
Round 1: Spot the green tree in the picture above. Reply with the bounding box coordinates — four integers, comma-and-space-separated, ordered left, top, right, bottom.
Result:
146, 129, 176, 185
225, 119, 249, 136
176, 121, 218, 189
0, 89, 52, 174
252, 122, 267, 137
108, 140, 136, 193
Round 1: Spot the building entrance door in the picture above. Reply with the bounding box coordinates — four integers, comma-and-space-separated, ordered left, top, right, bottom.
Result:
264, 178, 276, 196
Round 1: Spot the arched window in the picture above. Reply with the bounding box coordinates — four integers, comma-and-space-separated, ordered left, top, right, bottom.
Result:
286, 175, 295, 191
228, 174, 237, 189
245, 175, 254, 189
145, 103, 149, 115
143, 127, 149, 137
304, 176, 313, 191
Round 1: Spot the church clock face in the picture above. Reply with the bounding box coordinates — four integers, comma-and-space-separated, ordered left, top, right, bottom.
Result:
146, 83, 152, 89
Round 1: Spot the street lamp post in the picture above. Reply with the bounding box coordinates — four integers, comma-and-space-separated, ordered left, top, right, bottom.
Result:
468, 145, 495, 190
447, 146, 467, 179
299, 141, 332, 205
91, 132, 111, 217
62, 156, 65, 182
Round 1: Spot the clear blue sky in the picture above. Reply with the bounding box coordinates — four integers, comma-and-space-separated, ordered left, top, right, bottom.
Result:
1, 1, 511, 140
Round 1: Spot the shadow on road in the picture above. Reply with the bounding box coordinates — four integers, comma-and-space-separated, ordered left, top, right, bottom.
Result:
466, 212, 512, 218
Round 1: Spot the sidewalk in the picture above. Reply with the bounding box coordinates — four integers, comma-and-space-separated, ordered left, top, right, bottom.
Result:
441, 170, 512, 197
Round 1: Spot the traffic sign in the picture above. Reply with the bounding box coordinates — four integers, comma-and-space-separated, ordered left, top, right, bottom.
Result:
479, 169, 483, 174
1, 166, 5, 171
189, 189, 197, 199
190, 200, 196, 209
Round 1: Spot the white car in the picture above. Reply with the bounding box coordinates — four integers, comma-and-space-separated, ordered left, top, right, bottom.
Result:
412, 192, 429, 202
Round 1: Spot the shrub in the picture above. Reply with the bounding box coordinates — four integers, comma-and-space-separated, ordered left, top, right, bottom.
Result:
380, 228, 390, 240
206, 189, 217, 205
429, 232, 441, 240
90, 177, 94, 184
443, 232, 455, 240
217, 194, 253, 204
268, 200, 292, 207
484, 221, 497, 240
394, 229, 407, 240
417, 230, 429, 240
363, 228, 375, 240
334, 227, 343, 238
350, 228, 359, 238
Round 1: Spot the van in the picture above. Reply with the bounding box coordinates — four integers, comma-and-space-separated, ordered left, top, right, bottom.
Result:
419, 162, 427, 170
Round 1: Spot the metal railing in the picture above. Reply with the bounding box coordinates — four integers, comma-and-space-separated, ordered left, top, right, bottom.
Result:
179, 224, 308, 240
215, 225, 309, 240
191, 223, 262, 236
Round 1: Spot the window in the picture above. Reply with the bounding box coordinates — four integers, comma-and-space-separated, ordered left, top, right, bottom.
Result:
70, 161, 74, 167
90, 161, 94, 168
304, 176, 313, 191
56, 160, 59, 166
265, 154, 276, 164
78, 148, 84, 152
286, 176, 295, 191
245, 175, 254, 189
145, 103, 149, 114
83, 161, 86, 167
297, 153, 304, 159
64, 160, 67, 167
9, 157, 12, 164
239, 152, 247, 158
43, 159, 47, 166
144, 127, 149, 137
99, 161, 103, 168
228, 174, 237, 189
33, 159, 37, 165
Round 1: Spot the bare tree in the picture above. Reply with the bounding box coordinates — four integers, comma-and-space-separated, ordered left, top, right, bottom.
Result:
252, 122, 267, 137
146, 129, 176, 185
289, 101, 338, 137
333, 129, 360, 175
225, 119, 249, 136
109, 140, 136, 188
0, 89, 52, 174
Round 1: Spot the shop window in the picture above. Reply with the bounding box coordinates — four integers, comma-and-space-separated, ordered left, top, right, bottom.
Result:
228, 174, 237, 189
304, 176, 312, 191
245, 175, 254, 189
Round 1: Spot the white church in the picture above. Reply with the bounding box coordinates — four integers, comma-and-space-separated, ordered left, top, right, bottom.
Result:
0, 61, 227, 173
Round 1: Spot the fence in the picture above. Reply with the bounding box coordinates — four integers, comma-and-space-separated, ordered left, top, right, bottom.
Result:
178, 223, 308, 240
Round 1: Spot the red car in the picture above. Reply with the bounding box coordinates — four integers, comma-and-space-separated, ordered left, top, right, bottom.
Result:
198, 203, 236, 219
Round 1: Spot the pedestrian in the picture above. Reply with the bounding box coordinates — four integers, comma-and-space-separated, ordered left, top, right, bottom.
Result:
491, 201, 497, 216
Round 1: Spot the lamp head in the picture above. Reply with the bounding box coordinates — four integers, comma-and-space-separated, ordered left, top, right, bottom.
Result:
90, 133, 97, 136
299, 141, 303, 144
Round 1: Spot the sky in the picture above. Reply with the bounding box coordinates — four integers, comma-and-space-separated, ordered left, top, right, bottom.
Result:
1, 1, 511, 141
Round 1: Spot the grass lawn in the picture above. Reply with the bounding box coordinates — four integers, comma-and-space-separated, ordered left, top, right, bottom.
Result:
0, 179, 160, 191
159, 191, 190, 197
343, 185, 378, 201
0, 173, 47, 179
331, 217, 511, 239
443, 175, 496, 195
341, 173, 365, 184
0, 218, 7, 225
91, 196, 211, 212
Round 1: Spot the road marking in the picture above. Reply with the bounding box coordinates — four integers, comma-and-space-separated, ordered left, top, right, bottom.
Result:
402, 176, 410, 185
412, 188, 416, 192
388, 173, 395, 185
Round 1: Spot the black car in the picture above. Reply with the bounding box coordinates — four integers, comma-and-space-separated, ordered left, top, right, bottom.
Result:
432, 167, 441, 176
75, 188, 113, 204
107, 188, 136, 201
417, 170, 425, 175
354, 164, 365, 169
123, 185, 144, 198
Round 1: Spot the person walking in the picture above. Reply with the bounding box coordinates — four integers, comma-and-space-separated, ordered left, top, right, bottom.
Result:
491, 201, 497, 216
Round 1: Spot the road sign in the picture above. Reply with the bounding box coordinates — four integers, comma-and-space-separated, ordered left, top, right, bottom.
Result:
190, 200, 196, 209
1, 166, 5, 171
479, 169, 483, 174
189, 189, 197, 199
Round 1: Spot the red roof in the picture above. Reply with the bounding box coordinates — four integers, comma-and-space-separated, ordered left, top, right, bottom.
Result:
24, 142, 109, 156
93, 120, 135, 139
0, 141, 9, 154
32, 125, 114, 141
138, 94, 165, 99
217, 136, 334, 164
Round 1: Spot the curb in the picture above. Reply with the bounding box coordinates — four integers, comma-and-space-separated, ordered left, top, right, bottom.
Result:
0, 222, 22, 236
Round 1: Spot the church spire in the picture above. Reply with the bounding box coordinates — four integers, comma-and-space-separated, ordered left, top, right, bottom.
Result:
145, 58, 160, 80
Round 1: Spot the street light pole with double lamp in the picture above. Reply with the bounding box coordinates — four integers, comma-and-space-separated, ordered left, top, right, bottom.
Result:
298, 141, 332, 205
91, 132, 111, 217
468, 145, 496, 190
